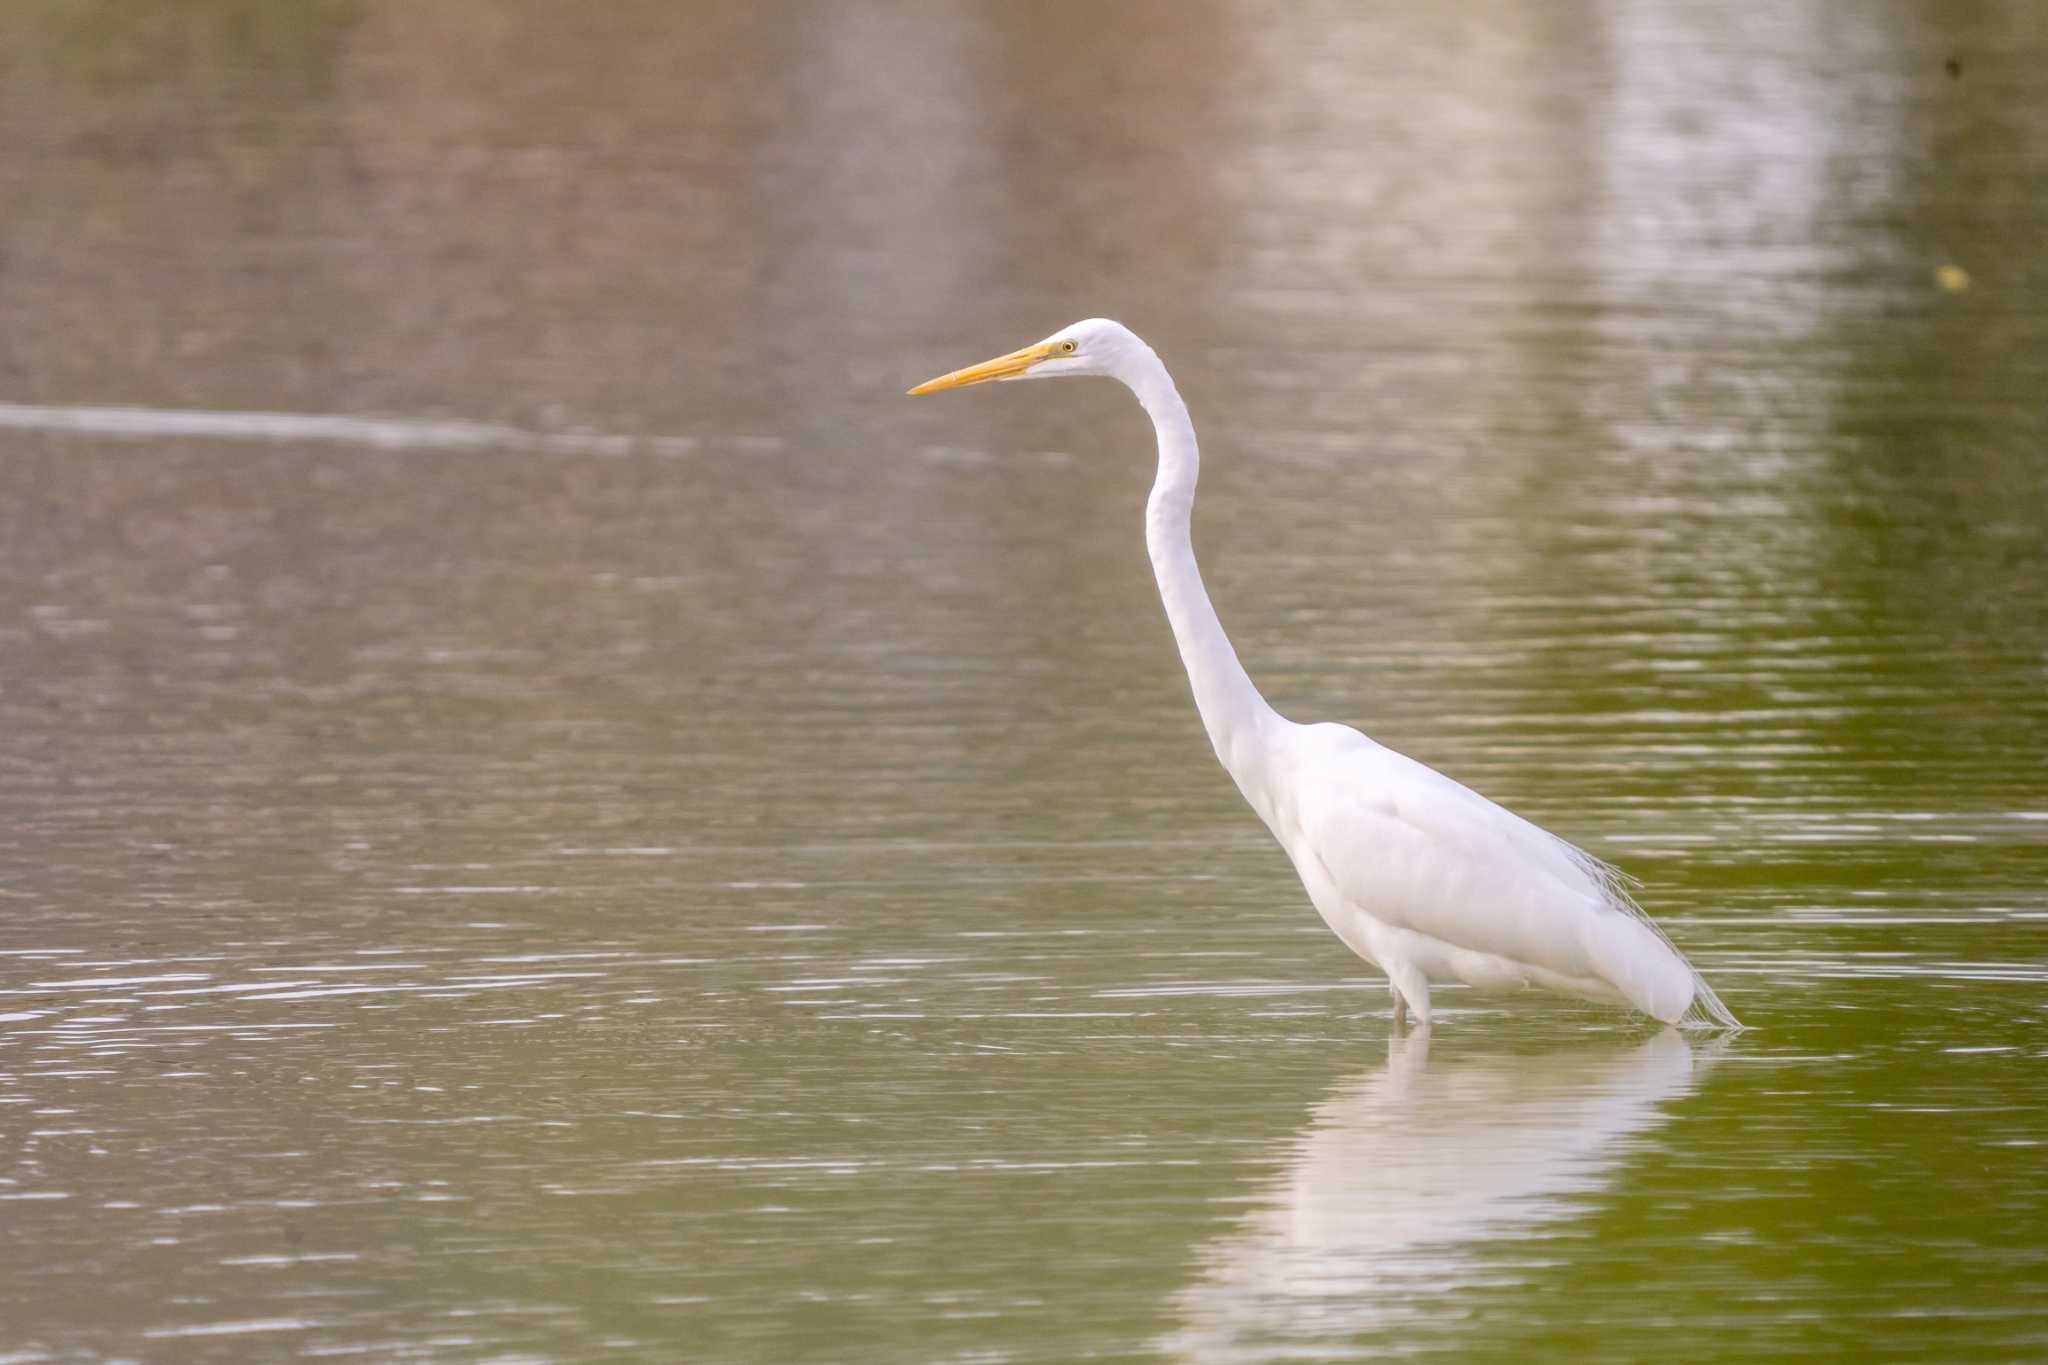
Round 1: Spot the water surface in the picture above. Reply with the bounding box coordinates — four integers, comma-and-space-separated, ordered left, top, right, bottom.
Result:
4, 2, 2047, 1360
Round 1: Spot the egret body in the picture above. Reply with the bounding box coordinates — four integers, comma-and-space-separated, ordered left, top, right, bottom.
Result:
910, 319, 1738, 1030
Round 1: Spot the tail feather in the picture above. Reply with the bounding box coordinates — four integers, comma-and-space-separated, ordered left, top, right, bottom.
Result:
1564, 845, 1743, 1032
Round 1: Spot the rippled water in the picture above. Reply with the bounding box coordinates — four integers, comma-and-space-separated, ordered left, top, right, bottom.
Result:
4, 3, 2047, 1360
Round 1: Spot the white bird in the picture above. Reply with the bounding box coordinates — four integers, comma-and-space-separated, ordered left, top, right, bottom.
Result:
909, 320, 1739, 1030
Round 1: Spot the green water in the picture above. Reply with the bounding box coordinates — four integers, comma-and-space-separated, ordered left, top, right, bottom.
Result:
3, 3, 2046, 1360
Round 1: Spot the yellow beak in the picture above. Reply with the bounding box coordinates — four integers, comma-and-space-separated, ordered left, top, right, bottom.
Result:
907, 340, 1062, 396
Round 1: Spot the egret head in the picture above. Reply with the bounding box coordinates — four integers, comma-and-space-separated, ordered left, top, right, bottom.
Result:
908, 318, 1140, 395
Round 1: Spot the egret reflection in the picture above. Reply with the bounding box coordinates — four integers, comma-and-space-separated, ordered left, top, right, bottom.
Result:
1163, 1031, 1709, 1361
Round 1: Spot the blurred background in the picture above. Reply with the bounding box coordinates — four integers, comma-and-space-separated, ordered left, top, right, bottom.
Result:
2, 2, 2046, 1360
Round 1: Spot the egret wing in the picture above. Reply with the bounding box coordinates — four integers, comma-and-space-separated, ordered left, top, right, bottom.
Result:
1289, 725, 1697, 1018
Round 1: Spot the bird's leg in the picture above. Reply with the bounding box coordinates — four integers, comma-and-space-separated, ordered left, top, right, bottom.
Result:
1388, 962, 1432, 1031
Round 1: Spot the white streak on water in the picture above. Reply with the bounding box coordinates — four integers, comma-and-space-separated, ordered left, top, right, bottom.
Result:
142, 1318, 317, 1340
0, 400, 737, 458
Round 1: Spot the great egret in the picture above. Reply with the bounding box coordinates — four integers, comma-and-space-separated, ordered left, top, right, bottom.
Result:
909, 320, 1739, 1030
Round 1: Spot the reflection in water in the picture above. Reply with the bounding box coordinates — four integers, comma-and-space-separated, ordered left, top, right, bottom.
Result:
1164, 1033, 1706, 1361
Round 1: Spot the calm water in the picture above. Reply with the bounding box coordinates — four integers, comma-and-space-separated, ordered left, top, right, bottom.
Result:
5, 3, 2048, 1360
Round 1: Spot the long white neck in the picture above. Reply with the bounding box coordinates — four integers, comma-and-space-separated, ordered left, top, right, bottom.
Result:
1123, 345, 1282, 781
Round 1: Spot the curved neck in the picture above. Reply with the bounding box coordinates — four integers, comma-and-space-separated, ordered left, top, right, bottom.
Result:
1125, 350, 1280, 774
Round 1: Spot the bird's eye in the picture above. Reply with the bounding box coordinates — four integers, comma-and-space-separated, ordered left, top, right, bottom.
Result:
1058, 340, 1077, 355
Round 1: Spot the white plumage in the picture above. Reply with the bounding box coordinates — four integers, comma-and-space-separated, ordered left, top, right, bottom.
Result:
910, 319, 1739, 1030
